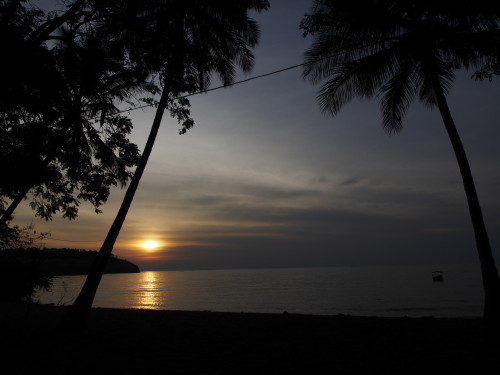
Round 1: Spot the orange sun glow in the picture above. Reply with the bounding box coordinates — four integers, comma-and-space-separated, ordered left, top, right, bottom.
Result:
142, 240, 160, 250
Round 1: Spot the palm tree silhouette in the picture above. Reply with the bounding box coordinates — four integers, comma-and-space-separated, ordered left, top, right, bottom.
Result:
60, 0, 270, 330
301, 0, 500, 334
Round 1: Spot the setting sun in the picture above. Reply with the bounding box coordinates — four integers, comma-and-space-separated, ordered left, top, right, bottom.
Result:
142, 240, 160, 250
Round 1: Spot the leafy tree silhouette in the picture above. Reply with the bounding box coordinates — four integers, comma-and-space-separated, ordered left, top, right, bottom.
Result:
1, 3, 150, 227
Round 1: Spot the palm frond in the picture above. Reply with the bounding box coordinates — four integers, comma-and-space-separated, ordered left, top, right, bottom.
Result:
314, 45, 403, 115
301, 0, 499, 129
380, 59, 419, 133
418, 57, 455, 109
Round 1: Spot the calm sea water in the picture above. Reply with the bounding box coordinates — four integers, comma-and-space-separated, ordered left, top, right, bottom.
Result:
37, 265, 484, 317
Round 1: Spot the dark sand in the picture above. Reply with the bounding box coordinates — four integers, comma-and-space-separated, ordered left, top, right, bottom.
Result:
1, 303, 499, 374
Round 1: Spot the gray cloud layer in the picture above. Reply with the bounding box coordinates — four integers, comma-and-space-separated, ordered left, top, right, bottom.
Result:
15, 0, 500, 271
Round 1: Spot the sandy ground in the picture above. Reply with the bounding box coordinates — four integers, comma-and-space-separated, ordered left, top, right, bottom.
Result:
1, 303, 499, 374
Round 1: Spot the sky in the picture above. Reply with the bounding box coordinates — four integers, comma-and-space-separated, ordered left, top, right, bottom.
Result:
13, 0, 500, 271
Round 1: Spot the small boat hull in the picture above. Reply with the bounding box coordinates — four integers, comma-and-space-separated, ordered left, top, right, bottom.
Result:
432, 271, 444, 282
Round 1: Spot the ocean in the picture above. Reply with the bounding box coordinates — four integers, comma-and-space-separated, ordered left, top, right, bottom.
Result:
36, 265, 484, 318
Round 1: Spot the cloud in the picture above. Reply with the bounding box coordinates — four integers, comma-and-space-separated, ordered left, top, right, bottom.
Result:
11, 0, 500, 272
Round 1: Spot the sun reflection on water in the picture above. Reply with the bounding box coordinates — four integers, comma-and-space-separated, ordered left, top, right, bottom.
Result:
135, 271, 165, 309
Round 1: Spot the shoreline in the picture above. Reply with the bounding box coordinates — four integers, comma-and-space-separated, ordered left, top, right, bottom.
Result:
2, 303, 499, 374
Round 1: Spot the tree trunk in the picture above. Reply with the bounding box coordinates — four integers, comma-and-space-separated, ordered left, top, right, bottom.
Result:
0, 186, 30, 228
433, 79, 500, 338
0, 150, 64, 227
59, 89, 170, 331
0, 151, 55, 227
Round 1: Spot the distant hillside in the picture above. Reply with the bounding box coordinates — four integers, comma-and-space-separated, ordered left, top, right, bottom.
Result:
0, 248, 140, 276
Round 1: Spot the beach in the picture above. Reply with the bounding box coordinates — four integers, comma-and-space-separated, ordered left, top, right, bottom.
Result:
1, 303, 499, 374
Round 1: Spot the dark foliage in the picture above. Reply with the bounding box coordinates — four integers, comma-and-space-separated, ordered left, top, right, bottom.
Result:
0, 247, 139, 302
0, 247, 53, 302
0, 247, 139, 277
0, 1, 151, 224
300, 0, 500, 131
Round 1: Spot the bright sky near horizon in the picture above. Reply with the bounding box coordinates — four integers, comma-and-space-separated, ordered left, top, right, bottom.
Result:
13, 0, 500, 271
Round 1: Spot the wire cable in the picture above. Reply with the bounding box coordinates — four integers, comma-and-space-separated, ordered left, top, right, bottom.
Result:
118, 60, 309, 114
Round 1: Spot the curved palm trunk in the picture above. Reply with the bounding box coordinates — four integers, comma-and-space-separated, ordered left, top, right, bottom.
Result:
59, 89, 170, 331
433, 79, 500, 336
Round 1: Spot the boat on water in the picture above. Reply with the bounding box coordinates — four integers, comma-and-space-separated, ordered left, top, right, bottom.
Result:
432, 271, 444, 282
